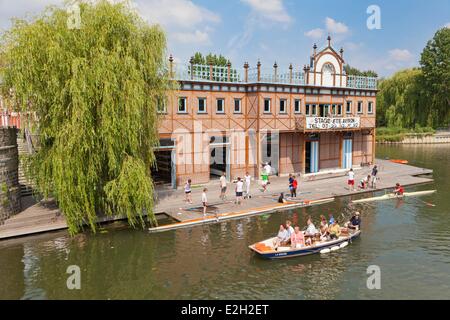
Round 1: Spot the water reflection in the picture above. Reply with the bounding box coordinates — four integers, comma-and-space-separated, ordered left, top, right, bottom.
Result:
0, 145, 449, 299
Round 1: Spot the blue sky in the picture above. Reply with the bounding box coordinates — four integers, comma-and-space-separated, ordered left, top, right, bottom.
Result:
1, 0, 449, 77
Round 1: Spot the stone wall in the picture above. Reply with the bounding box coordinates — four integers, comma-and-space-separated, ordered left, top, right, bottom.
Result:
0, 127, 21, 224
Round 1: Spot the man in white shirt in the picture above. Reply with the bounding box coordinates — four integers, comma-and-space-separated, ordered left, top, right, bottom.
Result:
263, 162, 272, 183
244, 172, 252, 199
219, 172, 227, 201
348, 168, 355, 191
235, 177, 244, 205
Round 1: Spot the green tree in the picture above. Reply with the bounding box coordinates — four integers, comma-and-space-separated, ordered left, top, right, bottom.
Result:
420, 27, 450, 127
0, 0, 172, 234
191, 52, 231, 66
376, 68, 429, 128
344, 64, 378, 78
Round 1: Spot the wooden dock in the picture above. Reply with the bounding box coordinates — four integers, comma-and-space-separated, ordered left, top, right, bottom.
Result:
0, 159, 434, 239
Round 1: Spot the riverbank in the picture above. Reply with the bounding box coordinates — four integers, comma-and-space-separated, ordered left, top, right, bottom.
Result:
0, 159, 433, 240
377, 131, 450, 144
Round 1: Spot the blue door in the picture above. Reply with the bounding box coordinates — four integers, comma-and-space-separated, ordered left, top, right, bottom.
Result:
310, 141, 319, 173
342, 139, 353, 169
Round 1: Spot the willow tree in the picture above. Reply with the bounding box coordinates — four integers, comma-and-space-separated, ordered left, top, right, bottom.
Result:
0, 1, 172, 234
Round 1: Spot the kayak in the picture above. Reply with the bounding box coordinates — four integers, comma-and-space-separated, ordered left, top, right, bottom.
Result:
390, 159, 409, 164
351, 190, 436, 204
249, 228, 361, 260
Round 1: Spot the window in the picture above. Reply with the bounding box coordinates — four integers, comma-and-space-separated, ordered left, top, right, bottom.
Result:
368, 101, 374, 114
178, 97, 187, 113
294, 99, 301, 114
306, 104, 317, 116
357, 101, 363, 114
346, 101, 352, 114
216, 98, 225, 113
198, 98, 207, 113
337, 104, 343, 116
234, 99, 242, 114
157, 98, 166, 114
279, 99, 287, 114
264, 98, 271, 113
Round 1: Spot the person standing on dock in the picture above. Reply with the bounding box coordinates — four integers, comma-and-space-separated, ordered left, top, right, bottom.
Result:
244, 172, 252, 199
292, 175, 298, 197
348, 168, 355, 191
202, 188, 208, 217
371, 165, 378, 188
184, 179, 193, 204
289, 174, 294, 197
235, 177, 244, 205
264, 162, 272, 183
219, 172, 227, 201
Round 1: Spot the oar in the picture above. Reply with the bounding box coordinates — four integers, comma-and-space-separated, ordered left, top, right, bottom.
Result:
408, 196, 436, 207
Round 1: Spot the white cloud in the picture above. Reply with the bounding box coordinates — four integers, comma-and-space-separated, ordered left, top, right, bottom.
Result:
139, 0, 220, 29
241, 0, 292, 24
0, 0, 63, 29
388, 49, 413, 61
444, 22, 450, 29
304, 28, 325, 40
137, 0, 220, 46
172, 29, 212, 45
325, 17, 349, 34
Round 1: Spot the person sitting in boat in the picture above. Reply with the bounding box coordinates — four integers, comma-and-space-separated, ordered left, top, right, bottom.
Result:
328, 213, 335, 225
304, 218, 319, 245
319, 215, 329, 240
394, 183, 404, 196
274, 224, 290, 249
290, 226, 305, 249
345, 212, 361, 231
286, 220, 295, 238
328, 221, 341, 240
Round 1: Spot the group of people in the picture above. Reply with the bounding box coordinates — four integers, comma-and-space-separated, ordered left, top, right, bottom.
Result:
274, 212, 361, 250
184, 171, 253, 217
347, 165, 379, 191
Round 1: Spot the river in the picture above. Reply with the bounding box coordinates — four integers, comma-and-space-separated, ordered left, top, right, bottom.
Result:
1, 144, 449, 300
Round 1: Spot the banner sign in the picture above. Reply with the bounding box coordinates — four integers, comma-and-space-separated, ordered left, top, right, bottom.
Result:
305, 117, 360, 130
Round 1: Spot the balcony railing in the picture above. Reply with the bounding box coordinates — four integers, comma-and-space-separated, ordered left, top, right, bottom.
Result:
172, 63, 377, 89
346, 75, 377, 90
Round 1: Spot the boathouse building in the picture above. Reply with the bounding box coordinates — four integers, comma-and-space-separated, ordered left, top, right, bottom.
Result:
155, 37, 377, 188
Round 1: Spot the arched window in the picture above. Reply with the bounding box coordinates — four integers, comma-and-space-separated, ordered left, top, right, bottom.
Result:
322, 63, 335, 74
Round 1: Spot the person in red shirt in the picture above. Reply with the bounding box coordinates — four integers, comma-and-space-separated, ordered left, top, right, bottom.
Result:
394, 183, 404, 196
292, 176, 298, 197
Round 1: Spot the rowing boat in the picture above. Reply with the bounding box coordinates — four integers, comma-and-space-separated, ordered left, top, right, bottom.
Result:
390, 159, 409, 164
351, 190, 436, 204
249, 229, 361, 260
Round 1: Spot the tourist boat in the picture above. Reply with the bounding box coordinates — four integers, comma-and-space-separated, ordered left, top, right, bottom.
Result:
390, 159, 409, 164
351, 190, 436, 204
249, 229, 361, 260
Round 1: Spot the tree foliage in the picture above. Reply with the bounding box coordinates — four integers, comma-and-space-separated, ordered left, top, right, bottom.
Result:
344, 64, 378, 78
191, 52, 231, 66
0, 0, 172, 234
377, 27, 450, 129
420, 27, 450, 124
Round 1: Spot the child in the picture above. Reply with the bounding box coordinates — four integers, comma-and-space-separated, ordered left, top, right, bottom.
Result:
202, 188, 208, 217
348, 168, 355, 191
184, 179, 193, 204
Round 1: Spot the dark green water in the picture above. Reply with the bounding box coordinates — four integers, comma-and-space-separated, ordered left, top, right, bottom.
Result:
1, 144, 449, 300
